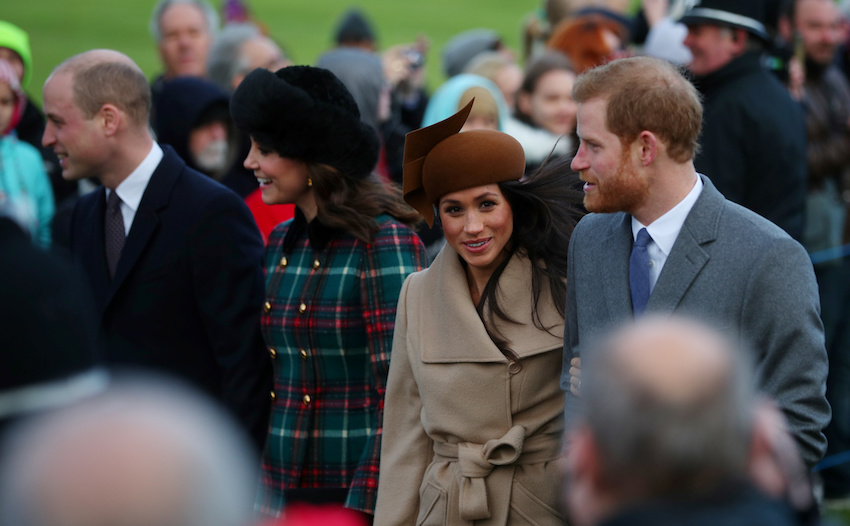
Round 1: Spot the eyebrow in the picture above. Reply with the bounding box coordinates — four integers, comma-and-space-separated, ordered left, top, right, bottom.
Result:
441, 192, 500, 205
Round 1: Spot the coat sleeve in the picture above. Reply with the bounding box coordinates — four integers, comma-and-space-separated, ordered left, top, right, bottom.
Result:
562, 221, 583, 430
743, 237, 830, 467
374, 274, 434, 526
188, 189, 272, 453
347, 223, 427, 514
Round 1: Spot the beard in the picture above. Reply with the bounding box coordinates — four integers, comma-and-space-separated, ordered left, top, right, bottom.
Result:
582, 148, 650, 214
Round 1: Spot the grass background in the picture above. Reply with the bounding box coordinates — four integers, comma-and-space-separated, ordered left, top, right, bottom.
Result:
4, 0, 540, 105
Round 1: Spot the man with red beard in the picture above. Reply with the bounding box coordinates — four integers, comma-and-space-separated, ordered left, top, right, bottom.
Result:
561, 56, 830, 470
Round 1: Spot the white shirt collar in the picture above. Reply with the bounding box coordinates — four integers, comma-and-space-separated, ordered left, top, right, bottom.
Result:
111, 143, 164, 214
631, 175, 703, 256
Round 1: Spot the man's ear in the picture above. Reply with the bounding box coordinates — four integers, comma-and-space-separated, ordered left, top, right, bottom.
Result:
731, 28, 749, 53
636, 130, 658, 166
567, 425, 604, 488
564, 425, 610, 526
100, 104, 122, 137
777, 15, 793, 42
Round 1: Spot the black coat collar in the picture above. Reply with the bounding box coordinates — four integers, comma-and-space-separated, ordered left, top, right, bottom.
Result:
281, 207, 339, 254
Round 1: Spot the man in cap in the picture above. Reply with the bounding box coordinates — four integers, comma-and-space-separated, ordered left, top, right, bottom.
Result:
681, 0, 808, 241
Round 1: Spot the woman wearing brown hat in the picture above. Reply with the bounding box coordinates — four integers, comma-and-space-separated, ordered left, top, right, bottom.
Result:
374, 101, 583, 525
230, 65, 427, 518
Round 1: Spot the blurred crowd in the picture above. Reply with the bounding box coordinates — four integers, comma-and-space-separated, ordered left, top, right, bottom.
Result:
2, 0, 850, 524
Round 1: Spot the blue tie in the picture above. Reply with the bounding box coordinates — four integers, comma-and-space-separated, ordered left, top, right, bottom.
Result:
630, 228, 652, 316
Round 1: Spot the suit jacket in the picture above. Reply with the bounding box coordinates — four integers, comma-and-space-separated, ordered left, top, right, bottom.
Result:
563, 176, 830, 468
70, 146, 272, 449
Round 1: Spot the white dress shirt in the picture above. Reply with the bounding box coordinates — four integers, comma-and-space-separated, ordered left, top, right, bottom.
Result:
631, 175, 703, 292
106, 143, 164, 236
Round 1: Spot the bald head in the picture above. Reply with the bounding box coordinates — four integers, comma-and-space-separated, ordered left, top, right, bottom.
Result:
581, 316, 756, 500
49, 49, 151, 128
0, 380, 257, 526
603, 316, 735, 406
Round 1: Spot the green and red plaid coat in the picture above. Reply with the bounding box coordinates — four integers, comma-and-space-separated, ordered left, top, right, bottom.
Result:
257, 211, 426, 516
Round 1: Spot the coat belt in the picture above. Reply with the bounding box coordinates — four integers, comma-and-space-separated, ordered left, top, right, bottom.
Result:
432, 425, 561, 521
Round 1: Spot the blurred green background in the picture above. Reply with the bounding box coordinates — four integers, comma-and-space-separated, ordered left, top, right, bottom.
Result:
3, 0, 540, 105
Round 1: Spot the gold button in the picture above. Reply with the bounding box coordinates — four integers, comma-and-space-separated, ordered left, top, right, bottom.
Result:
313, 259, 321, 268
300, 349, 308, 360
269, 348, 277, 359
280, 256, 288, 268
303, 394, 312, 405
507, 361, 522, 374
298, 303, 307, 313
263, 301, 272, 314
270, 390, 276, 401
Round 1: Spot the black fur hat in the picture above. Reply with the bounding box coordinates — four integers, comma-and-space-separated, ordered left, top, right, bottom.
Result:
230, 66, 380, 179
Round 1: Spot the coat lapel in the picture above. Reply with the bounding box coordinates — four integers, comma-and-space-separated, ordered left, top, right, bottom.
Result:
647, 176, 721, 313
105, 147, 183, 308
599, 213, 634, 319
420, 247, 564, 363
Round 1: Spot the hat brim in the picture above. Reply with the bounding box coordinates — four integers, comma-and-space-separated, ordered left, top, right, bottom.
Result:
679, 8, 769, 41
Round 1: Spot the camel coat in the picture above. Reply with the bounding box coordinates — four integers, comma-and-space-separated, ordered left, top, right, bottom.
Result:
374, 247, 566, 526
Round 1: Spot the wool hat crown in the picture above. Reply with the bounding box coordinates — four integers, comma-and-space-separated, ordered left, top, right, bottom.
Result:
403, 100, 524, 227
0, 21, 32, 88
230, 65, 379, 180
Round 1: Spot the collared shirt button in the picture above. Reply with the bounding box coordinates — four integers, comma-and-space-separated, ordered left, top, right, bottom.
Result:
508, 361, 522, 374
269, 348, 277, 359
270, 390, 276, 401
279, 256, 288, 268
298, 303, 307, 313
263, 301, 272, 314
300, 349, 308, 360
303, 394, 312, 405
313, 259, 321, 268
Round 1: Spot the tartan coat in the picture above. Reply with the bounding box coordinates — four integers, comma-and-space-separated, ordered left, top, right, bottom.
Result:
257, 209, 427, 517
374, 247, 567, 526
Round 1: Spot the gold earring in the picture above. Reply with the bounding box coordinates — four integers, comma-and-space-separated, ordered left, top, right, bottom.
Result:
307, 178, 313, 187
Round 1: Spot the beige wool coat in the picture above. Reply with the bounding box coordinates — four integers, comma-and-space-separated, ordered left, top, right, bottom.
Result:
374, 247, 567, 526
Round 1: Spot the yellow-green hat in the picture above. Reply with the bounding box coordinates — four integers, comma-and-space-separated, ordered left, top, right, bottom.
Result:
0, 21, 32, 88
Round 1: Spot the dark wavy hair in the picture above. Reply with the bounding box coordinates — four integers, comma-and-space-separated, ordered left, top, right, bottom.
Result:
474, 154, 585, 357
308, 163, 423, 244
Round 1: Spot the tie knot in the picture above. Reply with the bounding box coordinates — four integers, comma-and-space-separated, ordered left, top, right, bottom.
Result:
107, 191, 122, 212
635, 228, 651, 248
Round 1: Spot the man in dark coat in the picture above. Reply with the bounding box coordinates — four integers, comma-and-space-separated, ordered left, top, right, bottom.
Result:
681, 0, 808, 242
41, 49, 271, 451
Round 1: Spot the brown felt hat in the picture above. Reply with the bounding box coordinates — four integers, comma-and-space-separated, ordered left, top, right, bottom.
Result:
403, 100, 525, 226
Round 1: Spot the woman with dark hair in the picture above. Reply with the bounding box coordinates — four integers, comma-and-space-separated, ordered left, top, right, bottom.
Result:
374, 101, 584, 525
505, 51, 578, 172
230, 65, 427, 518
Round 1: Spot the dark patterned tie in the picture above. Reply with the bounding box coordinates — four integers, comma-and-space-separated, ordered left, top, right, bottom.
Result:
105, 190, 125, 278
629, 228, 652, 316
